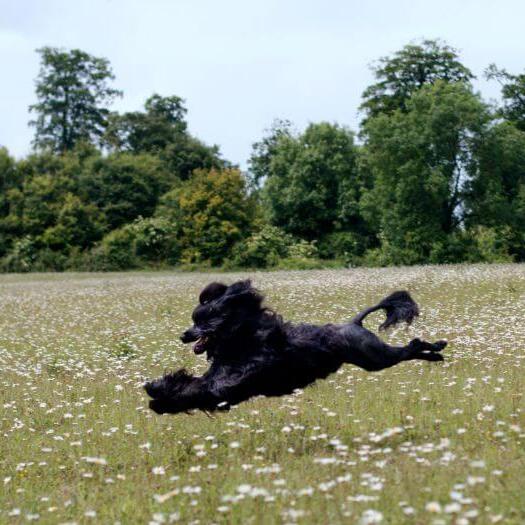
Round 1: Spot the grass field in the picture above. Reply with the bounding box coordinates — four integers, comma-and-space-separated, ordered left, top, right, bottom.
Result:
1, 265, 524, 524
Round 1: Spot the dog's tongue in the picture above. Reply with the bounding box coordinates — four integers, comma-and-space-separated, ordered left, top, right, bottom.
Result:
193, 338, 207, 354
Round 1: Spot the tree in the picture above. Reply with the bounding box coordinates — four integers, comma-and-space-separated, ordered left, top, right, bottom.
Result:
104, 94, 226, 179
253, 122, 363, 241
465, 122, 525, 260
0, 147, 17, 218
78, 153, 170, 231
248, 119, 293, 189
29, 47, 121, 152
5, 148, 95, 235
0, 148, 19, 256
361, 81, 489, 264
157, 168, 255, 265
104, 94, 187, 153
486, 64, 525, 131
41, 193, 105, 251
360, 39, 473, 124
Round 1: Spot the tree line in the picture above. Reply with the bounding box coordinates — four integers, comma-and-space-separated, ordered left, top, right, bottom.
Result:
0, 40, 524, 272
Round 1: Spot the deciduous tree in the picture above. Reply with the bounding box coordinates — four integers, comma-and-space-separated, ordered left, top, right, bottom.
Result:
361, 81, 489, 264
29, 47, 121, 152
360, 39, 473, 124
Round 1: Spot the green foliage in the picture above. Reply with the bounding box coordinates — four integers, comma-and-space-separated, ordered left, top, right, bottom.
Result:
128, 216, 180, 263
0, 236, 38, 273
227, 225, 319, 269
80, 216, 181, 271
471, 226, 515, 263
104, 94, 187, 153
0, 148, 19, 256
227, 225, 294, 268
360, 39, 473, 123
248, 119, 293, 188
29, 47, 121, 152
361, 81, 490, 265
78, 153, 170, 231
317, 231, 367, 264
465, 122, 525, 259
486, 65, 525, 131
254, 122, 363, 240
87, 227, 138, 271
1, 42, 524, 272
157, 168, 255, 265
41, 193, 105, 251
104, 94, 225, 179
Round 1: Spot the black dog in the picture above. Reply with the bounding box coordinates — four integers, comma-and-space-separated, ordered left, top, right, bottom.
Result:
145, 280, 447, 414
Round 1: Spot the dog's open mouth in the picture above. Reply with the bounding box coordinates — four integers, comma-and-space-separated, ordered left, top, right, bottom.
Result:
193, 337, 209, 355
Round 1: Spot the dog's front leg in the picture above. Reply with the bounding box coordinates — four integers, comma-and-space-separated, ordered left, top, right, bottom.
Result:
144, 369, 221, 414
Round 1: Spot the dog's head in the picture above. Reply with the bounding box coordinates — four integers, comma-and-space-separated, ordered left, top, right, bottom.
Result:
180, 280, 264, 358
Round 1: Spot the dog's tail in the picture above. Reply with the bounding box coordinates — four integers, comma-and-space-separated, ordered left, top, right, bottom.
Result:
352, 291, 419, 330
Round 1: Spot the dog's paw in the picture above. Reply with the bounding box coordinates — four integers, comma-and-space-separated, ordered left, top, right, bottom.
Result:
144, 380, 160, 399
432, 340, 448, 352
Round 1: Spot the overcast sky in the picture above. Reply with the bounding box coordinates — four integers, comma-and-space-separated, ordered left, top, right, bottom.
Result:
1, 0, 524, 168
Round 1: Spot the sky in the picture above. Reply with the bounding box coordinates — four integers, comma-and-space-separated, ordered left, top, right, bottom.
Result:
1, 0, 524, 168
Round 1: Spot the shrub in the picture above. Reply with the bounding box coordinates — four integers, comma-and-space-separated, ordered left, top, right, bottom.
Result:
227, 225, 320, 269
471, 226, 514, 263
157, 168, 255, 266
0, 236, 38, 272
81, 216, 182, 271
129, 216, 180, 264
86, 228, 138, 271
227, 225, 293, 268
317, 231, 366, 263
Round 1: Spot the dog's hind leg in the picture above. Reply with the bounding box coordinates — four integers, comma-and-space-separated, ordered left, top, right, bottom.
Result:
338, 324, 446, 372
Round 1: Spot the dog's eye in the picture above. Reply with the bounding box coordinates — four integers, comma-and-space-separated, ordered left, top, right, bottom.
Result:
192, 306, 214, 324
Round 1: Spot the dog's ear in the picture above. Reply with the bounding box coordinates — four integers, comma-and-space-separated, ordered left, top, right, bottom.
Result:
225, 280, 253, 296
222, 280, 263, 309
199, 282, 228, 304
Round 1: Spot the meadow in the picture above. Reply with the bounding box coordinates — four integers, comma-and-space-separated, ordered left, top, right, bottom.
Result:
1, 265, 524, 524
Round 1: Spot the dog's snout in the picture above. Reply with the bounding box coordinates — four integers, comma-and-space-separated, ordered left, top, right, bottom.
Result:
181, 328, 199, 343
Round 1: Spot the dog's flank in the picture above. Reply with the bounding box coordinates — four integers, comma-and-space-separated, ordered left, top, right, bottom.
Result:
145, 280, 447, 414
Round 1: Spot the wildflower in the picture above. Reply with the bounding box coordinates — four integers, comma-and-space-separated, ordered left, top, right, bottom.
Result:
82, 457, 107, 466
425, 502, 442, 513
359, 509, 383, 524
153, 489, 179, 503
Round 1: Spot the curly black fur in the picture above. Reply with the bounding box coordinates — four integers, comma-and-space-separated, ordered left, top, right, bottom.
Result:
145, 280, 447, 414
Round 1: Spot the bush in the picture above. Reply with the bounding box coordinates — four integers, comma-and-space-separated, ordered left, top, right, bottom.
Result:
227, 225, 293, 268
86, 228, 138, 271
129, 216, 180, 264
81, 216, 181, 271
471, 226, 514, 263
157, 168, 255, 266
227, 225, 320, 269
317, 231, 366, 263
41, 193, 105, 252
32, 249, 69, 272
0, 236, 39, 272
